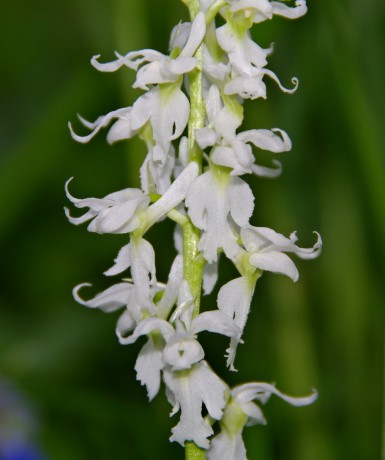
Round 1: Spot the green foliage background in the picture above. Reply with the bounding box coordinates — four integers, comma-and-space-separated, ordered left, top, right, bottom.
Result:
0, 0, 384, 459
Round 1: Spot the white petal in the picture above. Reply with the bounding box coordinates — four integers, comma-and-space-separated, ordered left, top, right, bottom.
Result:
208, 431, 247, 460
233, 382, 317, 407
195, 127, 218, 149
64, 207, 95, 226
130, 238, 157, 301
116, 308, 136, 338
171, 280, 195, 326
68, 108, 130, 144
192, 311, 241, 338
217, 277, 254, 368
118, 316, 174, 345
227, 177, 254, 227
170, 22, 191, 51
91, 53, 131, 72
104, 243, 132, 276
106, 114, 137, 144
271, 0, 307, 19
180, 11, 206, 58
157, 255, 184, 319
238, 128, 292, 152
72, 282, 132, 312
203, 262, 218, 295
294, 231, 323, 260
263, 69, 299, 94
224, 75, 267, 100
145, 162, 199, 229
87, 198, 144, 234
251, 160, 282, 178
205, 84, 223, 124
242, 401, 267, 426
241, 225, 292, 251
249, 251, 299, 281
64, 178, 108, 211
135, 338, 164, 401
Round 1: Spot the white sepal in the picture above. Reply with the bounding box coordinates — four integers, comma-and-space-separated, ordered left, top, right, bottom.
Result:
134, 338, 164, 401
156, 255, 184, 320
271, 0, 307, 20
237, 128, 292, 153
203, 262, 218, 295
217, 276, 254, 369
191, 311, 241, 339
207, 431, 247, 460
144, 162, 199, 230
72, 282, 133, 312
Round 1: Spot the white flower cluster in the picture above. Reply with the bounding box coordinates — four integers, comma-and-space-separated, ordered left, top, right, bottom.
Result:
66, 0, 321, 457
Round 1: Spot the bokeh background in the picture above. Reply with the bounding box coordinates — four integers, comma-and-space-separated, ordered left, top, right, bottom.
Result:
1, 0, 384, 459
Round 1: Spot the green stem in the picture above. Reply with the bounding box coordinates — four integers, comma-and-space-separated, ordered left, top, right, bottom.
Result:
184, 0, 206, 169
182, 1, 207, 459
185, 441, 206, 460
183, 219, 205, 318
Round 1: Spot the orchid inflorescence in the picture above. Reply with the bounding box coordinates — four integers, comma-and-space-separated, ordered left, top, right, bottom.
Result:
66, 0, 321, 458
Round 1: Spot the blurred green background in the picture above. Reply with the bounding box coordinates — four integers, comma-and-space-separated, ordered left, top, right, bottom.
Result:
0, 0, 384, 459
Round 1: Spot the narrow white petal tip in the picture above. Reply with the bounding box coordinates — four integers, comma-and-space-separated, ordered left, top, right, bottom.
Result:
72, 283, 92, 306
291, 77, 299, 92
90, 54, 101, 65
68, 120, 94, 144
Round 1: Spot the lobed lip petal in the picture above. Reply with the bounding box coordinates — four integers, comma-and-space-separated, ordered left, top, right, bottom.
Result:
164, 362, 227, 449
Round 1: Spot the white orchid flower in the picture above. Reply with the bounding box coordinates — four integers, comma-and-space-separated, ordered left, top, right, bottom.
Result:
91, 12, 206, 90
69, 85, 190, 166
64, 179, 149, 234
218, 226, 322, 368
241, 225, 322, 282
186, 168, 254, 263
65, 162, 198, 235
73, 254, 184, 357
115, 281, 239, 443
196, 85, 289, 176
228, 0, 308, 24
216, 20, 299, 100
208, 381, 317, 460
